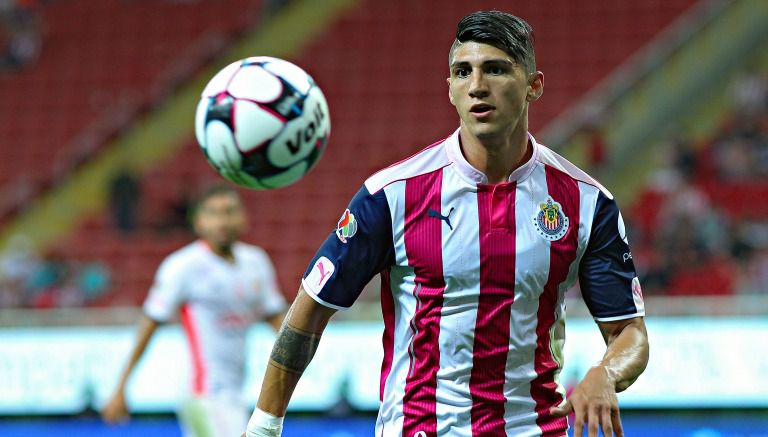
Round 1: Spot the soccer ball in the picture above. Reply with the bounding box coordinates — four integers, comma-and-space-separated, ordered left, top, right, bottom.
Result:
195, 56, 330, 189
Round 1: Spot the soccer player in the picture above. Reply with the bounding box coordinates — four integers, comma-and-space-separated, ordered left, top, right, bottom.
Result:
102, 185, 286, 437
245, 10, 648, 437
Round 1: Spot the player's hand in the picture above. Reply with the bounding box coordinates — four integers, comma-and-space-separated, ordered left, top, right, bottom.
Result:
101, 390, 130, 424
549, 365, 623, 437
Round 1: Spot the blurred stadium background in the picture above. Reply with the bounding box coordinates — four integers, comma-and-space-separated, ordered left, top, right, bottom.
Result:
0, 0, 767, 435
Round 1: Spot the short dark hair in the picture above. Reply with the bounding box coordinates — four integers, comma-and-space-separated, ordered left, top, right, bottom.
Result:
450, 10, 536, 74
193, 184, 241, 214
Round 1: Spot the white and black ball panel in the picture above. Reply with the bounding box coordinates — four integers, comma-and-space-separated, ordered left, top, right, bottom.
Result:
220, 167, 269, 190
232, 100, 284, 153
204, 94, 236, 130
260, 160, 309, 189
228, 64, 283, 103
203, 120, 241, 170
261, 59, 312, 95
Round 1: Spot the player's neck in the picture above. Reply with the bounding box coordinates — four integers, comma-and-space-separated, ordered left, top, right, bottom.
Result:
459, 124, 531, 184
203, 240, 235, 262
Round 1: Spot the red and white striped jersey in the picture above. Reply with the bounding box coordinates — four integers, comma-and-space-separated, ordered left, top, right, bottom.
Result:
144, 241, 286, 396
302, 129, 645, 437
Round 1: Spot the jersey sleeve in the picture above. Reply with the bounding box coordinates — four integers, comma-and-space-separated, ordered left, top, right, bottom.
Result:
143, 255, 187, 322
579, 191, 645, 322
255, 248, 287, 318
301, 185, 395, 310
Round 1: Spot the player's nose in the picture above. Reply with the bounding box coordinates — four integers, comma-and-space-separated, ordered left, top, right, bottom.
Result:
468, 70, 489, 98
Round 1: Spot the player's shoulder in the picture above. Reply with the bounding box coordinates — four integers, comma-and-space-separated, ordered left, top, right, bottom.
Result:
364, 133, 454, 194
159, 241, 208, 271
534, 138, 614, 200
233, 241, 270, 260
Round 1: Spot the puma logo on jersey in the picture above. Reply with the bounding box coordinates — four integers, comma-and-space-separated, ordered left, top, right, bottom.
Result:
306, 256, 335, 291
316, 259, 332, 285
428, 207, 455, 230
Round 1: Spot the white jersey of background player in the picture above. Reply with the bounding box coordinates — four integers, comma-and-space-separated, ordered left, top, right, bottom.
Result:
103, 185, 286, 437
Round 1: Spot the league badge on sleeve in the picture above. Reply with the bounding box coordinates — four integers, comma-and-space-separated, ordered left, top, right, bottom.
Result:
533, 196, 569, 241
335, 209, 358, 243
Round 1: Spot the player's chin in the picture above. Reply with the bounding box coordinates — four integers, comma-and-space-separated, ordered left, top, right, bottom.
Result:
469, 125, 504, 142
208, 235, 237, 249
464, 114, 494, 127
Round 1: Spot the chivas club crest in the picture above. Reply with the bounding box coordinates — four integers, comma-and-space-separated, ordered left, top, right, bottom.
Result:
533, 196, 569, 241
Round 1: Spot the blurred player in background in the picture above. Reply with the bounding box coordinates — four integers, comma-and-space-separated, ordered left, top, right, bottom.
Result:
102, 185, 286, 437
245, 10, 649, 437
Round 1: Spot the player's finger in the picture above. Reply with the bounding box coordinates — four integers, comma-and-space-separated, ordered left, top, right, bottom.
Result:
549, 399, 573, 417
587, 402, 600, 437
573, 415, 584, 437
105, 409, 128, 425
600, 404, 613, 437
571, 399, 585, 437
102, 409, 115, 423
612, 406, 624, 437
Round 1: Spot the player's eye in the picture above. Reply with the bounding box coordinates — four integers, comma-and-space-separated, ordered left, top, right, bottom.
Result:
487, 65, 506, 75
454, 68, 469, 79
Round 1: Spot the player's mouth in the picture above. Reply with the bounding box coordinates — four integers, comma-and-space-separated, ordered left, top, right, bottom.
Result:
469, 103, 495, 119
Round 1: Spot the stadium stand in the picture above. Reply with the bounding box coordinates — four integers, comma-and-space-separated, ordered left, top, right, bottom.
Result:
0, 0, 261, 222
1, 0, 707, 307
630, 77, 768, 296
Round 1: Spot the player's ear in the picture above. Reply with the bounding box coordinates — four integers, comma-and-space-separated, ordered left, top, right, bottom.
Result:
526, 71, 544, 102
191, 215, 201, 235
447, 77, 456, 106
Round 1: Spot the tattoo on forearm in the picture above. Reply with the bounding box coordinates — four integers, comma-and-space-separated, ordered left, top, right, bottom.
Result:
269, 324, 322, 374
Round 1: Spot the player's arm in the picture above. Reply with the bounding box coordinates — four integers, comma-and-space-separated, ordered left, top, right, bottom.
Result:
551, 317, 648, 437
245, 185, 394, 437
104, 255, 185, 424
244, 286, 335, 437
596, 316, 649, 392
260, 285, 336, 413
551, 191, 648, 437
102, 315, 160, 423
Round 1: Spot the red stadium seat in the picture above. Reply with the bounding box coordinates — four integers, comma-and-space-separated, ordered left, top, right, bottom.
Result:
47, 0, 697, 305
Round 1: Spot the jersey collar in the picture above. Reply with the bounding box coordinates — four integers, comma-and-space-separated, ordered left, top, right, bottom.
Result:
445, 128, 540, 185
198, 239, 239, 264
